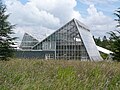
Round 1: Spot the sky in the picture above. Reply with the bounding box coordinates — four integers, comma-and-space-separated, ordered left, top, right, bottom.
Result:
4, 0, 120, 42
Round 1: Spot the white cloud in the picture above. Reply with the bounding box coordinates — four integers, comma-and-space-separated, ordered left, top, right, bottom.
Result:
85, 5, 116, 37
6, 0, 60, 29
5, 0, 83, 43
6, 0, 83, 26
79, 0, 119, 5
28, 0, 83, 23
4, 0, 117, 42
86, 4, 113, 25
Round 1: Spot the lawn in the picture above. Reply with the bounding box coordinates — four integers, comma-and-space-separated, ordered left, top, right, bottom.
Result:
0, 59, 120, 90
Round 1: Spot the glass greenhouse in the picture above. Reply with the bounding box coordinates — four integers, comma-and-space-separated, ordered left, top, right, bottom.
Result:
19, 19, 103, 61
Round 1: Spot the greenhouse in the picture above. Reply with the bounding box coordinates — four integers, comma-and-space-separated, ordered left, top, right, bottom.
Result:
18, 19, 103, 61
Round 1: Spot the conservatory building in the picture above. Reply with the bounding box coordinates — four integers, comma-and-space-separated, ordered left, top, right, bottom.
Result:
17, 19, 103, 61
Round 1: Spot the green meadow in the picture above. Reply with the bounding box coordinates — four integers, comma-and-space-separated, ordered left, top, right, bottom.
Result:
0, 59, 120, 90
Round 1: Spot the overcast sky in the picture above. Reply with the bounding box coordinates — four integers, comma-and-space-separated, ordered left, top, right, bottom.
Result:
4, 0, 120, 42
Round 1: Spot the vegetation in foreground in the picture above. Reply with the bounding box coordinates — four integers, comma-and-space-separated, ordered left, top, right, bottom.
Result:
0, 59, 120, 90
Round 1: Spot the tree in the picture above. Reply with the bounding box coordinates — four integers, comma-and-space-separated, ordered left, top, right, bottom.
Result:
109, 8, 120, 61
0, 1, 17, 60
114, 8, 120, 27
93, 36, 102, 46
102, 36, 109, 49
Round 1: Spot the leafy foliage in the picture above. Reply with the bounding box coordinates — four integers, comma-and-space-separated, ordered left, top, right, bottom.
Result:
108, 31, 120, 61
94, 8, 120, 61
93, 36, 111, 50
93, 36, 112, 59
108, 8, 120, 61
114, 8, 120, 27
0, 1, 17, 60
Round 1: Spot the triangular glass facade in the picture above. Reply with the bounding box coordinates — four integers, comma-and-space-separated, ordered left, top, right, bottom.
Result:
20, 33, 39, 49
32, 19, 102, 61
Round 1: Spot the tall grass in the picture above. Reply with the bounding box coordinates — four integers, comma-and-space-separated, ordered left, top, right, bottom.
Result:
0, 59, 120, 90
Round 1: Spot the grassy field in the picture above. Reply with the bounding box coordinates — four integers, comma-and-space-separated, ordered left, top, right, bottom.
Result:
0, 59, 120, 90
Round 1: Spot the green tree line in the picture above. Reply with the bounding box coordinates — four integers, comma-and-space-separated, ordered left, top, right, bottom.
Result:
94, 8, 120, 61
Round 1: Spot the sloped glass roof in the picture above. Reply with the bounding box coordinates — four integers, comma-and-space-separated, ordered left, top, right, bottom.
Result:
75, 19, 103, 61
20, 33, 39, 49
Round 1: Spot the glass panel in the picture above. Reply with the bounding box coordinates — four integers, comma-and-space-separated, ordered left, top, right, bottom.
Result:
20, 33, 39, 49
76, 20, 103, 61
